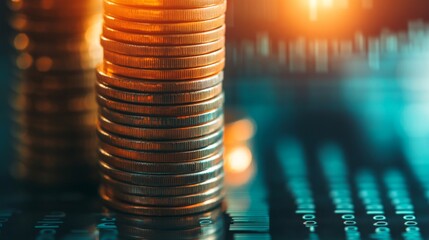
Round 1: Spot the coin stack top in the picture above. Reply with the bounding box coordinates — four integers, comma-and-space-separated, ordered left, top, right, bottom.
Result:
97, 0, 226, 216
9, 0, 102, 187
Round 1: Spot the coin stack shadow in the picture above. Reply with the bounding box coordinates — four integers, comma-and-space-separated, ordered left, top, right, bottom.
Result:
9, 0, 102, 187
97, 0, 226, 216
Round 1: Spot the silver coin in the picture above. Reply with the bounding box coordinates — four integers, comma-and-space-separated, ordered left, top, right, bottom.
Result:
100, 160, 223, 187
97, 127, 223, 152
99, 149, 223, 174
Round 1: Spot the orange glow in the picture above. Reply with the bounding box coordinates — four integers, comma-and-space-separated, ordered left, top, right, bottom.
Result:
224, 144, 256, 187
225, 145, 252, 173
224, 118, 256, 145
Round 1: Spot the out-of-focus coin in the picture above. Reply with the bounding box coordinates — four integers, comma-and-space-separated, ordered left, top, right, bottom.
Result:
97, 82, 222, 104
107, 0, 224, 8
97, 127, 223, 151
8, 0, 101, 12
14, 111, 96, 127
96, 69, 223, 93
12, 162, 97, 186
10, 14, 102, 34
13, 92, 97, 113
99, 140, 223, 162
103, 48, 224, 69
98, 115, 223, 140
97, 93, 224, 116
15, 144, 97, 161
15, 52, 101, 71
102, 25, 225, 46
14, 132, 97, 149
103, 15, 225, 35
104, 1, 226, 22
101, 36, 224, 57
100, 187, 224, 216
99, 107, 223, 127
101, 173, 224, 196
99, 149, 223, 173
103, 184, 223, 207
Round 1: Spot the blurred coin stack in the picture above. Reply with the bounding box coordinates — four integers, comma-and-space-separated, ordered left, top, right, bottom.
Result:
8, 0, 102, 187
97, 0, 226, 215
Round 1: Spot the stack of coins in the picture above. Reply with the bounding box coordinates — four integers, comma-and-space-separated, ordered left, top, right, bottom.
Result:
8, 0, 102, 187
97, 0, 226, 215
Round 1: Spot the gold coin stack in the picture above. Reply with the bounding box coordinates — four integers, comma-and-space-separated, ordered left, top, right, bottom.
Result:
8, 0, 102, 187
97, 0, 226, 216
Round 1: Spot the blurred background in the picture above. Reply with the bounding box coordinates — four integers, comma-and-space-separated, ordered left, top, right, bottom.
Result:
1, 0, 429, 239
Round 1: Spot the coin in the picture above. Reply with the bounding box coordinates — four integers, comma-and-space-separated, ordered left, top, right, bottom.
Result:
104, 1, 226, 22
103, 15, 225, 35
13, 92, 97, 113
99, 140, 223, 163
103, 48, 224, 69
102, 25, 225, 46
97, 93, 224, 116
99, 107, 223, 127
97, 127, 223, 151
100, 186, 224, 216
10, 14, 102, 34
99, 115, 223, 140
100, 160, 223, 186
99, 149, 223, 174
103, 184, 223, 207
101, 36, 224, 58
107, 0, 224, 8
96, 69, 223, 93
15, 51, 101, 71
104, 59, 224, 80
101, 173, 224, 197
96, 82, 222, 104
116, 206, 223, 230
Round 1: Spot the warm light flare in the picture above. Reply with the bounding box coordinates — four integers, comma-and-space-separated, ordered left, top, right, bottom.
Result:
225, 145, 253, 173
224, 118, 256, 144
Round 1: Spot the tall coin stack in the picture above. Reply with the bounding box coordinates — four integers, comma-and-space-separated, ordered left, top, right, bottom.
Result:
9, 0, 102, 187
97, 0, 226, 216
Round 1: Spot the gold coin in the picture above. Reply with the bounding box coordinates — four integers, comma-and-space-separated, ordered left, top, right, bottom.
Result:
107, 0, 224, 8
103, 59, 224, 80
96, 68, 223, 93
104, 1, 226, 22
102, 25, 225, 46
96, 92, 224, 116
103, 14, 225, 34
101, 36, 224, 57
96, 82, 223, 104
98, 115, 223, 140
103, 47, 224, 69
